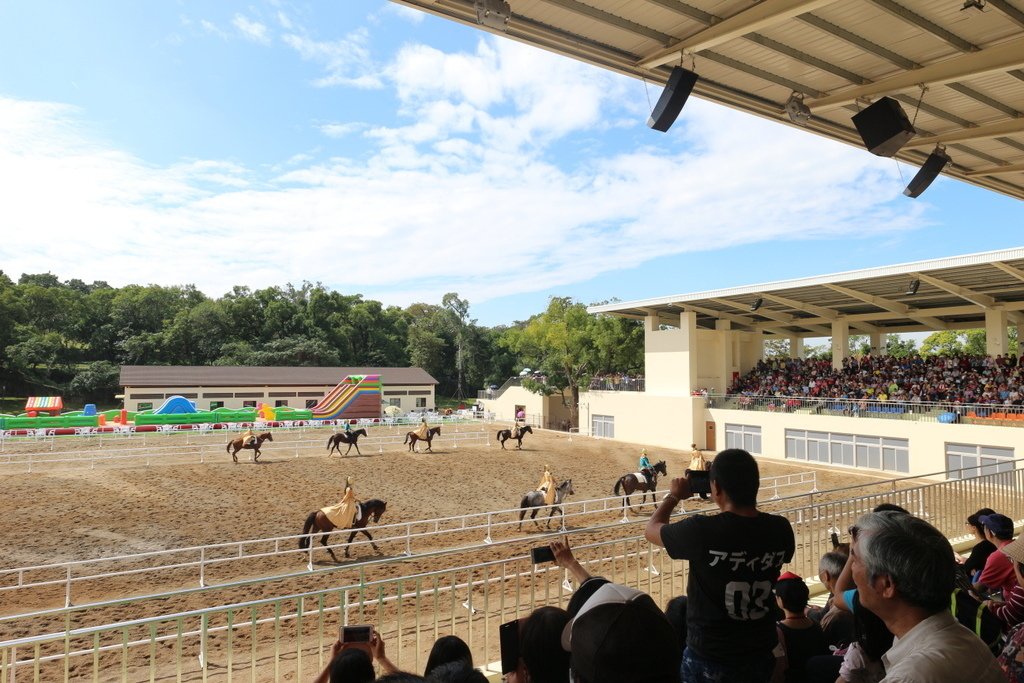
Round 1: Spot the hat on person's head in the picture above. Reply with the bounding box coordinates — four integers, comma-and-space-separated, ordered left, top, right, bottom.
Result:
641, 448, 647, 455
980, 513, 1014, 538
1002, 535, 1024, 565
774, 572, 810, 612
561, 583, 680, 683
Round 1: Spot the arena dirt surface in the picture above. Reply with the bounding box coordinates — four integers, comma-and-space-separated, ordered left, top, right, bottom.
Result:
0, 425, 904, 679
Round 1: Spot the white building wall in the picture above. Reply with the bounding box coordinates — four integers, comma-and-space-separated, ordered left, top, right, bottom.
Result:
124, 383, 433, 412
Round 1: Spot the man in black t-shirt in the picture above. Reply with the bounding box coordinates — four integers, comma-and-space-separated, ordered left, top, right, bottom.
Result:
645, 448, 795, 683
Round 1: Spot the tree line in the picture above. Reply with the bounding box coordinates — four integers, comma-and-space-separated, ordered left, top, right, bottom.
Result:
0, 272, 645, 412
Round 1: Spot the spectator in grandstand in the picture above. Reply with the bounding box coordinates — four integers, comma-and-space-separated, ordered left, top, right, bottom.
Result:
842, 511, 1003, 682
773, 572, 828, 683
561, 582, 681, 683
959, 508, 997, 582
984, 534, 1024, 631
809, 550, 855, 649
424, 636, 472, 677
975, 513, 1018, 599
645, 448, 795, 682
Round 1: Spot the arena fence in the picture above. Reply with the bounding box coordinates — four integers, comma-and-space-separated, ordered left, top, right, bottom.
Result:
708, 393, 1024, 426
0, 471, 817, 614
0, 426, 492, 472
0, 461, 1020, 681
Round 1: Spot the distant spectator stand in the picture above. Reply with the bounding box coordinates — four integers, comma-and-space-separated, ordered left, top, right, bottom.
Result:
25, 396, 63, 418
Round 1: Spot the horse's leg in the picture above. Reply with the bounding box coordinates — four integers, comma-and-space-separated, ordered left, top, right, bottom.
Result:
519, 507, 526, 531
499, 437, 506, 450
360, 529, 379, 553
345, 530, 359, 558
516, 438, 523, 450
231, 445, 238, 463
321, 531, 339, 563
254, 446, 260, 463
531, 507, 541, 529
353, 442, 361, 455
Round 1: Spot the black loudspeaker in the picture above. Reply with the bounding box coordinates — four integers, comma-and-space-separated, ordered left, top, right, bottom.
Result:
648, 66, 699, 132
904, 148, 951, 198
851, 96, 916, 157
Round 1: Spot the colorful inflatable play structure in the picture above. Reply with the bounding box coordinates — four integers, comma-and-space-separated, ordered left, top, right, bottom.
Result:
0, 375, 383, 434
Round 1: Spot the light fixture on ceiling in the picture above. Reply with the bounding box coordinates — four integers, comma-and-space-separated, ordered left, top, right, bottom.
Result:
784, 92, 811, 125
474, 0, 511, 31
905, 279, 920, 296
961, 0, 986, 11
750, 297, 764, 312
904, 145, 951, 198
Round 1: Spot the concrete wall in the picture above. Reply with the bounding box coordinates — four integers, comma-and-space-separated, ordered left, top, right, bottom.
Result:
581, 392, 706, 449
477, 386, 571, 427
125, 383, 434, 413
706, 407, 1022, 479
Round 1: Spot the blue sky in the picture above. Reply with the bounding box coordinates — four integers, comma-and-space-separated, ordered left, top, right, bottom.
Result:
1, 1, 1022, 327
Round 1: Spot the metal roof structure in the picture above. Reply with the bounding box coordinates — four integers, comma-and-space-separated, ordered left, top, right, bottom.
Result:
587, 247, 1024, 336
396, 0, 1024, 200
119, 366, 438, 388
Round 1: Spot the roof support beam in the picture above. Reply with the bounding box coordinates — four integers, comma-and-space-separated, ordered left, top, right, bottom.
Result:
867, 0, 978, 53
910, 272, 996, 308
904, 118, 1024, 149
545, 0, 675, 44
987, 0, 1024, 30
760, 292, 879, 333
965, 162, 1024, 177
638, 0, 836, 69
710, 298, 831, 335
672, 302, 756, 330
991, 262, 1024, 283
822, 283, 947, 330
805, 36, 1024, 111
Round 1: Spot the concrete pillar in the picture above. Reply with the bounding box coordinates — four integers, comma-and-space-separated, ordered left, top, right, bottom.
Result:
986, 309, 1009, 357
831, 321, 849, 371
789, 336, 804, 359
716, 320, 734, 393
643, 310, 698, 395
869, 331, 887, 356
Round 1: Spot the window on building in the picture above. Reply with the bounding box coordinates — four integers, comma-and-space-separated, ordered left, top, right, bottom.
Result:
305, 399, 317, 409
275, 400, 289, 408
209, 401, 224, 410
785, 430, 908, 473
387, 398, 402, 408
415, 397, 427, 408
724, 424, 762, 454
243, 400, 257, 408
946, 443, 1014, 480
592, 414, 615, 438
137, 402, 153, 411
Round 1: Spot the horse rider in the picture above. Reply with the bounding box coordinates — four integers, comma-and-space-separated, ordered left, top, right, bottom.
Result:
510, 419, 522, 440
537, 464, 556, 506
240, 427, 257, 448
414, 417, 430, 441
343, 420, 352, 437
322, 476, 360, 528
639, 448, 654, 483
688, 443, 707, 472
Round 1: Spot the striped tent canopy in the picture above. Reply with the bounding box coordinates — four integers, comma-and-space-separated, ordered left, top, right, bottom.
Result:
25, 396, 64, 414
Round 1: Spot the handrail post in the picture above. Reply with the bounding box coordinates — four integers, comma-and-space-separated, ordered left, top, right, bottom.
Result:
308, 537, 315, 571
484, 513, 493, 544
199, 547, 206, 587
405, 524, 413, 556
65, 565, 72, 607
620, 497, 629, 523
811, 472, 818, 493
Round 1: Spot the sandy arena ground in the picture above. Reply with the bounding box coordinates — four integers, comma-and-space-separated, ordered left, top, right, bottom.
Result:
0, 425, 907, 680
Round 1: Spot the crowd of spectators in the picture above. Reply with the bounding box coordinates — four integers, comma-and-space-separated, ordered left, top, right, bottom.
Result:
729, 353, 1024, 410
588, 373, 645, 392
316, 449, 1024, 683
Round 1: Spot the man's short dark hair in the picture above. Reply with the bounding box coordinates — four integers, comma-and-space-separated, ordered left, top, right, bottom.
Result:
330, 649, 375, 683
967, 508, 996, 538
520, 606, 570, 683
708, 449, 759, 507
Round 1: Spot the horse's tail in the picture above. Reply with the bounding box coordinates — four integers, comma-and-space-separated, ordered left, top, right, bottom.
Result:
225, 441, 231, 453
403, 433, 410, 444
496, 430, 502, 439
326, 435, 333, 451
299, 511, 317, 549
614, 478, 622, 496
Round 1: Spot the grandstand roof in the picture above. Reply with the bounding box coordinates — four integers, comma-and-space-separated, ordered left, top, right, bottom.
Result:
588, 247, 1024, 336
396, 0, 1024, 201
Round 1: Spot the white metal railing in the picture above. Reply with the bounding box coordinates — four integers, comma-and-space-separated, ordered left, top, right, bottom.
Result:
0, 428, 491, 471
0, 471, 817, 614
2, 463, 1020, 681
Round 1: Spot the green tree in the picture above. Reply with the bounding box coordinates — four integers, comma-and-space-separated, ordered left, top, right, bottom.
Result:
69, 361, 121, 402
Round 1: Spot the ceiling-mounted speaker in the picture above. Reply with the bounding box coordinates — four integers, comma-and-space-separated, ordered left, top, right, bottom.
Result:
904, 147, 951, 198
647, 66, 699, 132
851, 96, 916, 157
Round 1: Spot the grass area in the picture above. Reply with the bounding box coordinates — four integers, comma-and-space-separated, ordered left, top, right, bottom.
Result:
435, 395, 475, 410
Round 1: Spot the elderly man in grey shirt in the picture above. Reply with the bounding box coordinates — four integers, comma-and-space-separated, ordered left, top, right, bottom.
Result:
846, 510, 1002, 682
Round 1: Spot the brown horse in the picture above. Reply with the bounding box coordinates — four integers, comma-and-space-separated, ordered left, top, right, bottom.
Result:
226, 432, 273, 463
298, 499, 387, 561
326, 428, 368, 456
613, 460, 667, 511
404, 425, 442, 452
496, 424, 533, 450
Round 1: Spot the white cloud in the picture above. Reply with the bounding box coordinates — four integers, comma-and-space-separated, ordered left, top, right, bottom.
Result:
282, 29, 382, 88
199, 19, 228, 40
232, 14, 271, 45
379, 3, 425, 24
0, 35, 928, 307
318, 122, 364, 139
276, 11, 293, 30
